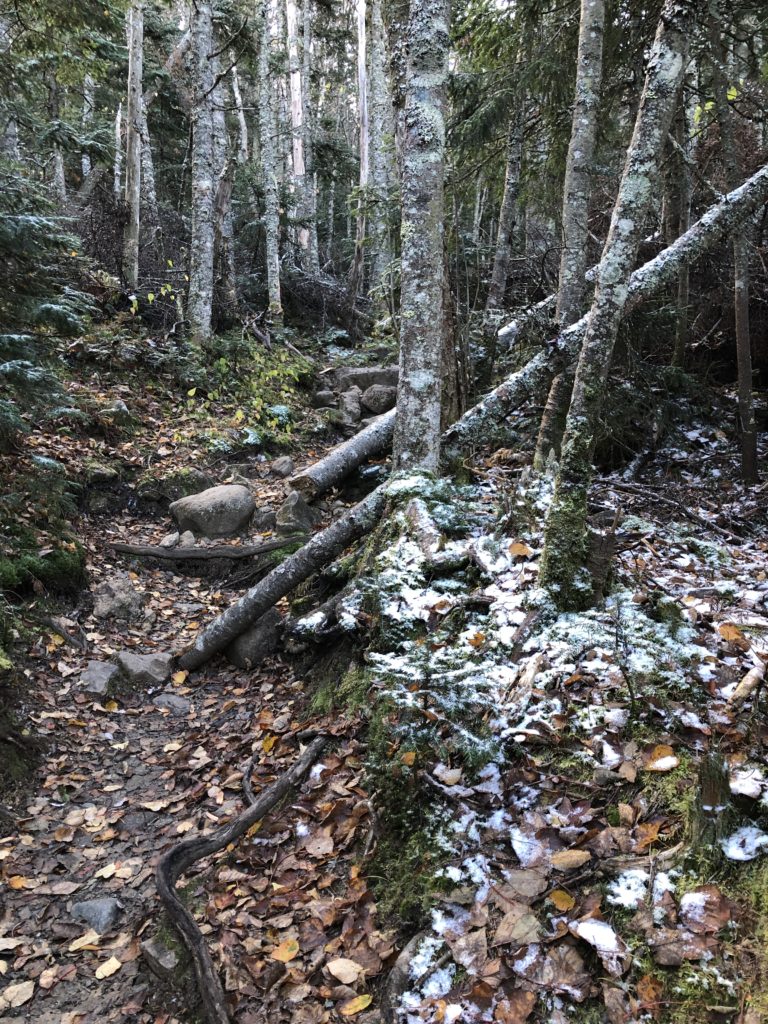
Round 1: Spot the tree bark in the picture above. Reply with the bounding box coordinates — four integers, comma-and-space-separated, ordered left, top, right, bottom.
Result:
349, 0, 370, 298
288, 411, 396, 500
140, 107, 158, 221
286, 0, 309, 259
81, 74, 95, 180
301, 0, 320, 271
368, 0, 396, 305
113, 102, 123, 199
259, 0, 284, 323
533, 0, 605, 469
485, 115, 522, 312
123, 1, 144, 290
539, 0, 695, 609
188, 1, 217, 345
391, 0, 451, 473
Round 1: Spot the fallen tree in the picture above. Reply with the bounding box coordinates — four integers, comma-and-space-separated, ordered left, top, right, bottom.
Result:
288, 411, 395, 500
111, 536, 302, 560
176, 162, 768, 672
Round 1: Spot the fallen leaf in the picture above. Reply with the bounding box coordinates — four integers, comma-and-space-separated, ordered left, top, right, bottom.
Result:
551, 849, 591, 871
635, 821, 662, 852
262, 734, 277, 754
549, 889, 576, 912
433, 764, 462, 786
339, 993, 373, 1016
494, 991, 537, 1023
468, 632, 486, 648
636, 973, 664, 1015
95, 956, 121, 979
140, 799, 169, 812
718, 622, 750, 650
400, 751, 416, 767
271, 939, 300, 962
171, 670, 188, 685
509, 542, 534, 558
8, 875, 30, 889
492, 903, 541, 945
69, 930, 100, 951
644, 745, 680, 772
326, 958, 365, 984
0, 979, 35, 1009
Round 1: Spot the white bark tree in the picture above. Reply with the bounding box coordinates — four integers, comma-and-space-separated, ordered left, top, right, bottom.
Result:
259, 0, 284, 323
349, 0, 370, 297
368, 0, 396, 306
533, 0, 605, 468
81, 74, 95, 180
123, 0, 144, 289
113, 102, 123, 199
484, 114, 523, 312
188, 0, 217, 344
539, 0, 695, 609
391, 0, 451, 472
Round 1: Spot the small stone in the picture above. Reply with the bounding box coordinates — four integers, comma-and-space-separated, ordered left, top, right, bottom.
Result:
276, 491, 316, 535
141, 936, 182, 980
152, 693, 191, 715
334, 366, 399, 391
101, 399, 133, 426
79, 661, 120, 697
252, 508, 277, 531
226, 608, 282, 669
338, 387, 362, 424
71, 897, 122, 934
170, 484, 255, 538
272, 712, 291, 732
114, 651, 173, 687
361, 383, 397, 414
159, 532, 179, 549
271, 455, 295, 478
178, 530, 196, 547
312, 389, 337, 409
92, 573, 145, 622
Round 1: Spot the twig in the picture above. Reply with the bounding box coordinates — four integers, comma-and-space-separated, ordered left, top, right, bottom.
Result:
156, 735, 327, 1024
599, 480, 740, 541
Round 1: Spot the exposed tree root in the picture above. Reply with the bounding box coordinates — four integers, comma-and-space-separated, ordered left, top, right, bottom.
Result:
111, 536, 304, 560
155, 734, 328, 1024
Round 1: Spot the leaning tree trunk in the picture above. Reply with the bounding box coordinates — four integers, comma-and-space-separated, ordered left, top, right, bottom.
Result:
710, 11, 758, 483
391, 0, 451, 473
538, 0, 695, 610
178, 163, 768, 672
259, 0, 284, 324
188, 0, 216, 345
484, 114, 522, 312
123, 0, 144, 290
533, 0, 605, 469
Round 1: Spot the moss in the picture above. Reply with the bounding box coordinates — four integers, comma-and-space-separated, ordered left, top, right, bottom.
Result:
310, 662, 370, 715
722, 860, 768, 1019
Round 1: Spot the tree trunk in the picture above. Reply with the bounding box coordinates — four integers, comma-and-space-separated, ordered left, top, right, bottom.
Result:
140, 107, 159, 221
671, 101, 692, 367
113, 102, 123, 199
81, 74, 95, 180
368, 0, 396, 305
533, 0, 605, 469
709, 12, 758, 483
123, 1, 143, 290
230, 59, 249, 164
212, 71, 237, 324
301, 0, 320, 272
188, 0, 217, 345
349, 0, 370, 298
286, 0, 309, 259
485, 115, 522, 312
391, 0, 451, 473
288, 412, 396, 500
539, 0, 695, 610
259, 0, 284, 324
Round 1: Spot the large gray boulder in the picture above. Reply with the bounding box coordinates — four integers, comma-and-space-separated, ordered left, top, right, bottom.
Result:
361, 384, 397, 414
169, 484, 255, 538
225, 608, 282, 669
79, 661, 120, 697
114, 651, 173, 687
276, 491, 316, 535
92, 573, 145, 622
334, 366, 399, 392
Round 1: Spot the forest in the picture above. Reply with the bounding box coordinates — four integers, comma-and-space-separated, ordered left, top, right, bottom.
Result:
1, 0, 768, 1021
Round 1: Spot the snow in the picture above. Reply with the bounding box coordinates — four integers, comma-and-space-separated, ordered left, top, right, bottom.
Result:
573, 918, 620, 953
607, 869, 649, 909
720, 826, 768, 861
729, 767, 765, 799
680, 891, 708, 923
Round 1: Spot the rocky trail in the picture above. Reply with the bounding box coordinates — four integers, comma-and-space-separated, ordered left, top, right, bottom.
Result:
2, 355, 768, 1024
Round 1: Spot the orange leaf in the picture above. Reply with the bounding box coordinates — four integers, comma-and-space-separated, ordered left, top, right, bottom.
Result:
635, 821, 662, 852
468, 632, 486, 648
550, 849, 591, 871
8, 876, 29, 890
339, 994, 373, 1016
718, 623, 750, 649
549, 889, 576, 912
270, 939, 300, 962
401, 751, 416, 767
509, 542, 533, 558
644, 744, 679, 772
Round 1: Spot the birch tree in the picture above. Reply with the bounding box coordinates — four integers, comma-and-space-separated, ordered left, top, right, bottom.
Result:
533, 0, 605, 469
349, 0, 369, 298
259, 0, 284, 323
539, 0, 695, 609
123, 1, 143, 289
368, 0, 396, 302
391, 0, 451, 472
188, 0, 216, 344
484, 114, 522, 312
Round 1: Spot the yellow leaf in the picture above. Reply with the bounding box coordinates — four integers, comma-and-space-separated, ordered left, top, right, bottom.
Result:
644, 744, 680, 772
468, 632, 486, 648
270, 938, 300, 962
509, 541, 533, 558
69, 929, 100, 951
718, 622, 750, 649
339, 994, 373, 1016
401, 751, 416, 767
551, 849, 591, 871
172, 670, 188, 686
95, 956, 121, 979
247, 820, 262, 837
104, 700, 118, 712
164, 741, 182, 753
8, 875, 29, 890
262, 734, 277, 754
549, 889, 576, 912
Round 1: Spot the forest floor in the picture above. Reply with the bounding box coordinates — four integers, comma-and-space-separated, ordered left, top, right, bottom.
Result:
1, 330, 768, 1024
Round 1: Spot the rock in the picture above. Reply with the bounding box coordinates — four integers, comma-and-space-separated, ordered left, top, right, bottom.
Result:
141, 936, 182, 980
338, 387, 362, 424
276, 491, 316, 535
101, 399, 134, 426
159, 532, 179, 548
72, 897, 122, 934
266, 404, 293, 425
361, 383, 397, 414
114, 651, 173, 687
152, 692, 191, 715
225, 608, 282, 669
271, 455, 295, 478
252, 508, 277, 531
170, 484, 255, 538
92, 573, 145, 622
79, 661, 120, 697
312, 389, 337, 409
137, 467, 215, 504
178, 530, 196, 547
334, 365, 399, 392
